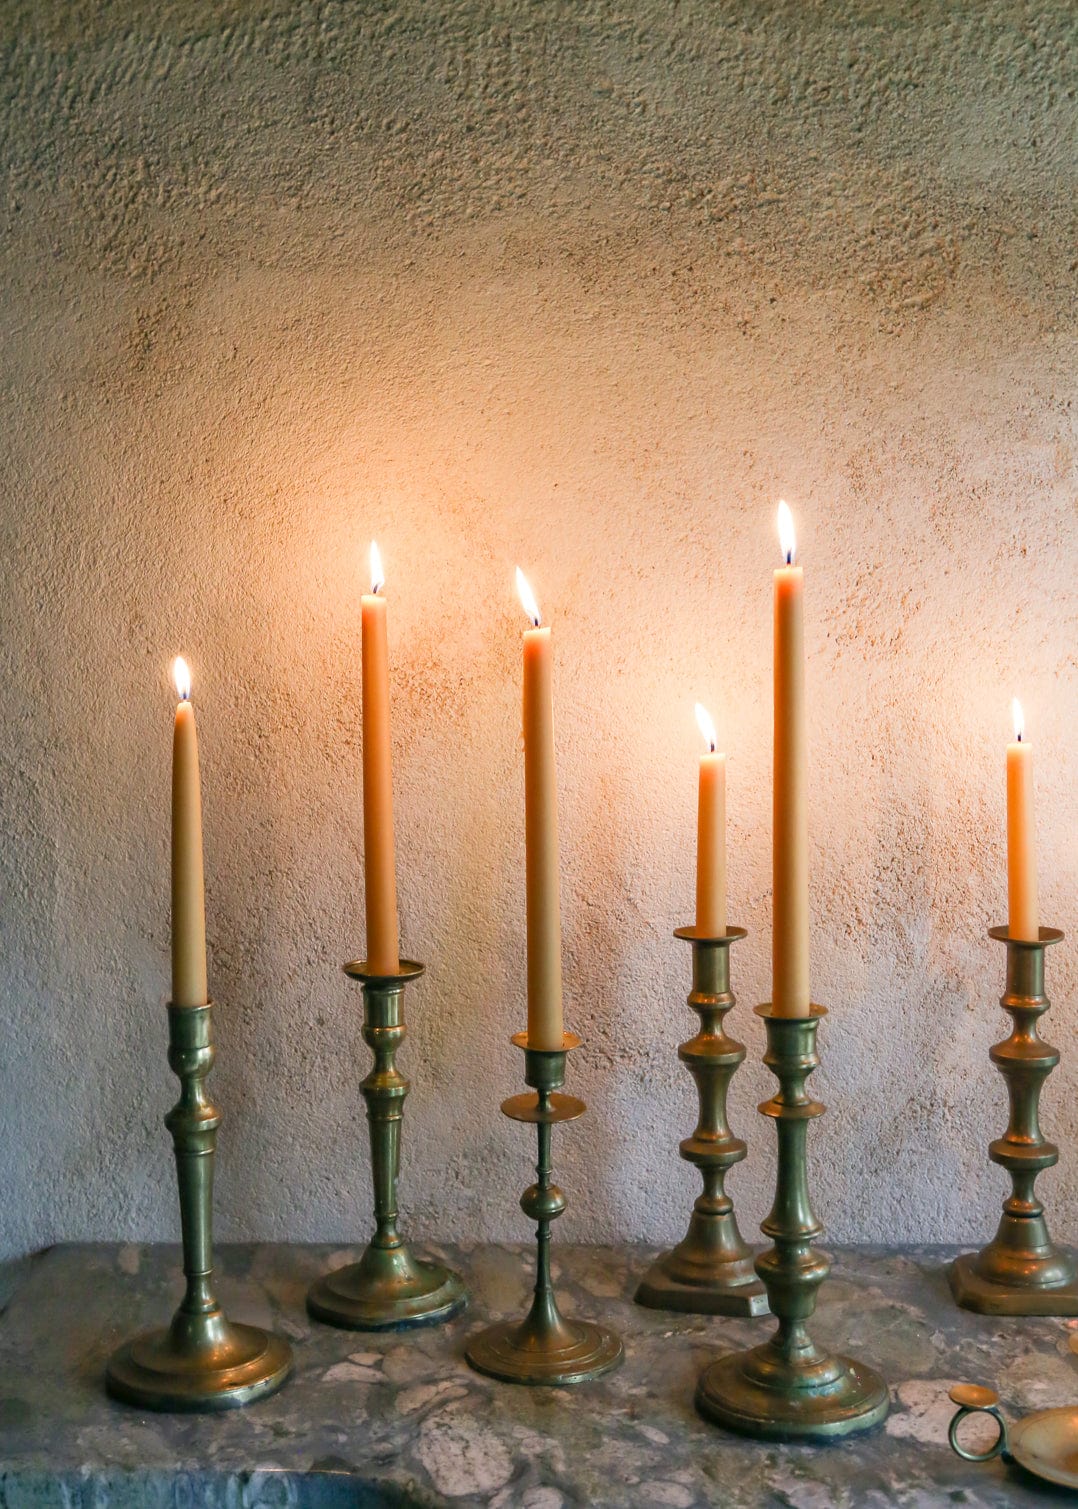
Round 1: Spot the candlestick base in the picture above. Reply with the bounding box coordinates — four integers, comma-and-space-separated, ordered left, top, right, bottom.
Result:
466, 1033, 623, 1387
106, 1317, 293, 1413
950, 926, 1077, 1317
694, 1005, 888, 1443
307, 960, 467, 1332
307, 1252, 467, 1332
636, 927, 768, 1319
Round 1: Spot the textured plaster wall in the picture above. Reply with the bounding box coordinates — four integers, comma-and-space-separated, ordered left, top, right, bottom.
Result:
0, 1, 1076, 1262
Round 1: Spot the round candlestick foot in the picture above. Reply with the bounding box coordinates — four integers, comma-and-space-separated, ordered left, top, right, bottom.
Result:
307, 1247, 467, 1332
106, 1319, 292, 1413
466, 1315, 623, 1387
696, 1347, 889, 1442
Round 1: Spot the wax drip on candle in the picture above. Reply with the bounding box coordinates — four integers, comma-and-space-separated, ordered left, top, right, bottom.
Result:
695, 702, 717, 754
369, 541, 385, 596
516, 567, 541, 627
1012, 698, 1024, 743
173, 656, 192, 702
777, 500, 796, 566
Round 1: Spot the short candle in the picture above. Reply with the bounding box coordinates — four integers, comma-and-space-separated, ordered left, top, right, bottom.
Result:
1006, 698, 1038, 941
693, 702, 727, 936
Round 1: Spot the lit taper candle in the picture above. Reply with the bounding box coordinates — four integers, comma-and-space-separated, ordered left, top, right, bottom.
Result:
517, 568, 564, 1050
1006, 698, 1038, 941
361, 542, 400, 975
772, 502, 810, 1017
171, 656, 208, 1007
694, 703, 727, 936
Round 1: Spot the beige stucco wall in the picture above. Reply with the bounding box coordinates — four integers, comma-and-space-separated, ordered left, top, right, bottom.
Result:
0, 1, 1075, 1259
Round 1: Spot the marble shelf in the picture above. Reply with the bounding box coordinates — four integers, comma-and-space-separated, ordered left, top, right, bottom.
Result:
0, 1243, 1076, 1506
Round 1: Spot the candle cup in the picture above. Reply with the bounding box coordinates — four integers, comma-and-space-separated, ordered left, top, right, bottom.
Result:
635, 927, 768, 1317
106, 1003, 293, 1411
307, 960, 467, 1330
465, 1032, 623, 1386
695, 1004, 888, 1441
949, 926, 1078, 1315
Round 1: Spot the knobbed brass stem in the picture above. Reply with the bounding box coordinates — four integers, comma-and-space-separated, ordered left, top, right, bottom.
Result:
695, 1004, 888, 1442
636, 926, 767, 1317
106, 1003, 292, 1411
465, 1033, 623, 1386
950, 926, 1078, 1315
307, 960, 466, 1330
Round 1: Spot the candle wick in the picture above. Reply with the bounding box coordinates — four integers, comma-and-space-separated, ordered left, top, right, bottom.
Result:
785, 550, 793, 566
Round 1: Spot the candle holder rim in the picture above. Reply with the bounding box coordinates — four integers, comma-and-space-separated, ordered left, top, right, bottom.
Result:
501, 1089, 586, 1124
753, 1001, 827, 1021
510, 1029, 582, 1054
674, 925, 748, 944
988, 926, 1063, 948
343, 958, 425, 983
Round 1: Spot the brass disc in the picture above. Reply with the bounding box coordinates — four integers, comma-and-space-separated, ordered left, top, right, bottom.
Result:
106, 1323, 292, 1413
696, 1348, 889, 1441
466, 1316, 623, 1386
307, 1257, 467, 1331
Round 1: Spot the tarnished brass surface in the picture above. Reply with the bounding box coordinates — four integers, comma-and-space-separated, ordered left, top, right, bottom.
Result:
307, 961, 467, 1331
636, 927, 768, 1318
466, 1035, 623, 1386
106, 1004, 293, 1411
695, 1005, 888, 1441
950, 927, 1078, 1316
948, 1383, 1078, 1488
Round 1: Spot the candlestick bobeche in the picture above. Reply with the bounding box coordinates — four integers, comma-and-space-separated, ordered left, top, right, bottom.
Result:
950, 926, 1078, 1315
466, 1032, 623, 1386
636, 926, 767, 1317
106, 1002, 293, 1411
307, 960, 467, 1330
695, 1003, 888, 1441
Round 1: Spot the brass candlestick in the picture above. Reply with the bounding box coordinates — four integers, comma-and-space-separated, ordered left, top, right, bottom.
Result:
308, 960, 466, 1330
696, 1004, 889, 1441
950, 926, 1078, 1315
466, 1032, 623, 1386
636, 926, 767, 1317
106, 1003, 293, 1411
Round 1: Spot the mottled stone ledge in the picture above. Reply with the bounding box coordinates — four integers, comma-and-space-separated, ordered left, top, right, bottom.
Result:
1, 1243, 1076, 1506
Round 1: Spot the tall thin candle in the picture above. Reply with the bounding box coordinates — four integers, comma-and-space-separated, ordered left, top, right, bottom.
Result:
517, 568, 564, 1050
361, 542, 400, 974
171, 656, 208, 1008
772, 502, 810, 1017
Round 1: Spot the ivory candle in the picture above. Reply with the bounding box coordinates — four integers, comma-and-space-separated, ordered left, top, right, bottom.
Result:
361, 542, 400, 975
517, 568, 564, 1050
171, 656, 208, 1008
1006, 698, 1039, 941
772, 502, 810, 1017
694, 703, 727, 936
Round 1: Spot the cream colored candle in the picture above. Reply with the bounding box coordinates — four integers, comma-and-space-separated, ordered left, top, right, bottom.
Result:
694, 703, 727, 936
171, 656, 208, 1008
1006, 698, 1039, 941
517, 568, 564, 1050
772, 502, 810, 1017
361, 542, 400, 974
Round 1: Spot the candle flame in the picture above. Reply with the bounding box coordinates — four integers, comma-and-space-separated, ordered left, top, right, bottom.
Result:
695, 702, 717, 754
1012, 698, 1025, 743
777, 500, 796, 565
516, 567, 541, 627
369, 541, 385, 595
172, 656, 192, 702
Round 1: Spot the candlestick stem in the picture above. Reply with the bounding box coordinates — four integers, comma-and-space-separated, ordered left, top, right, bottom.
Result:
950, 926, 1078, 1314
636, 926, 767, 1316
106, 1003, 293, 1410
695, 1004, 888, 1441
466, 1033, 623, 1385
307, 960, 467, 1330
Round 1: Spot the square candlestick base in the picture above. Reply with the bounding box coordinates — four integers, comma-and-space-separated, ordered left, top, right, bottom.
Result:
948, 1253, 1078, 1317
